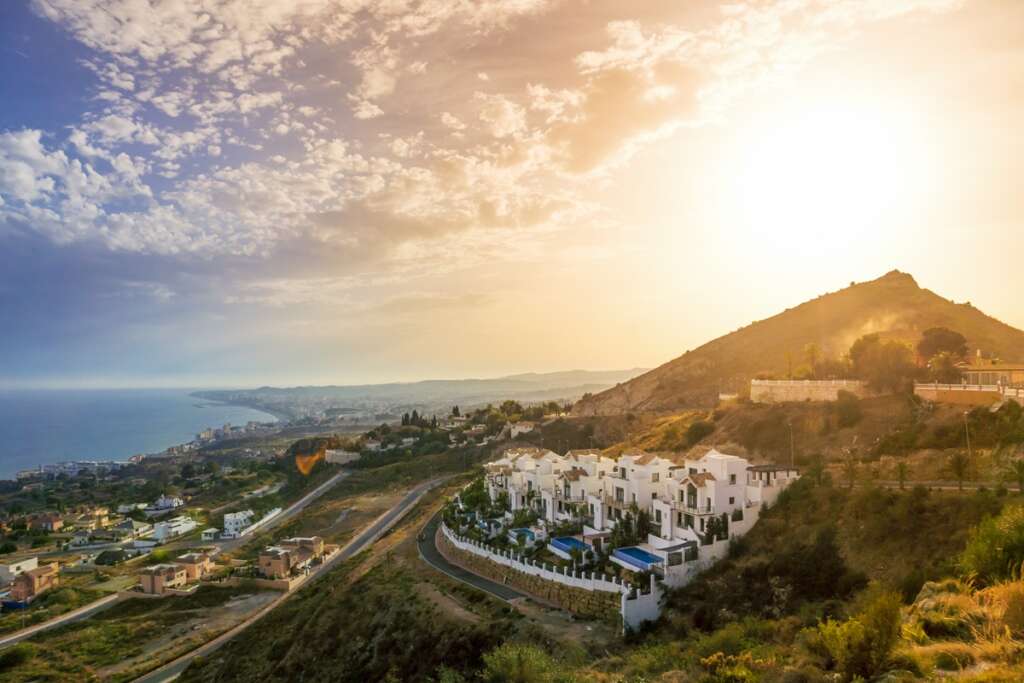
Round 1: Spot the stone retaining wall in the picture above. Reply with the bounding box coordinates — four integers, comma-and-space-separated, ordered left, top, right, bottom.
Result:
751, 379, 868, 403
438, 531, 621, 625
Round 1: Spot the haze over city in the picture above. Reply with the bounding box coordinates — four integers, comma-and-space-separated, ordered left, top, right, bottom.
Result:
1, 0, 1022, 389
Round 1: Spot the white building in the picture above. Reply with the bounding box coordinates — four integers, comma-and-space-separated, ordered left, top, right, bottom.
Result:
325, 449, 360, 465
153, 494, 184, 510
510, 422, 536, 438
222, 510, 255, 538
484, 446, 798, 588
0, 557, 38, 584
201, 528, 219, 541
153, 515, 197, 542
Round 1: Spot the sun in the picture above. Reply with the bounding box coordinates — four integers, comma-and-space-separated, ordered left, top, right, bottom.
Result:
720, 100, 931, 258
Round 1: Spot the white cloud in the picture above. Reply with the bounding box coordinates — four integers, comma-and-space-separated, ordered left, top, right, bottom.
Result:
475, 92, 527, 139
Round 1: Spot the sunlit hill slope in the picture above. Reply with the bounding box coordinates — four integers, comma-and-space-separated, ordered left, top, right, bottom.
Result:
574, 271, 1024, 416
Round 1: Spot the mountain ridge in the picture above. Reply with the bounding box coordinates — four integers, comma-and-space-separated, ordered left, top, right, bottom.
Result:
573, 270, 1024, 416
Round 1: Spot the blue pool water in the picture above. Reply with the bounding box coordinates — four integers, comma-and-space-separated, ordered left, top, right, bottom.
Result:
551, 537, 591, 553
509, 528, 534, 541
613, 546, 664, 569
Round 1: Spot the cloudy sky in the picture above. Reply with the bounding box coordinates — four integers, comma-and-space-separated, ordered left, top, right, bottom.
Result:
1, 0, 1022, 388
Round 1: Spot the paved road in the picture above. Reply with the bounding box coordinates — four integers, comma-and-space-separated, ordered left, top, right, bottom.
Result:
133, 477, 445, 683
0, 593, 124, 649
417, 512, 525, 602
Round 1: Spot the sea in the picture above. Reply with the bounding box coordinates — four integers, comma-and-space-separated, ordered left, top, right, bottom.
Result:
0, 389, 278, 480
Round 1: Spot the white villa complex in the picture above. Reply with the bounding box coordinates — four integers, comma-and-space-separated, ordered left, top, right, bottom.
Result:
481, 447, 798, 589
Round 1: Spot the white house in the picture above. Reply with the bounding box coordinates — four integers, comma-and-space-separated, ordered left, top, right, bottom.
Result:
153, 515, 197, 542
201, 528, 219, 541
222, 510, 255, 538
484, 446, 798, 588
152, 494, 184, 510
0, 557, 38, 584
510, 422, 536, 438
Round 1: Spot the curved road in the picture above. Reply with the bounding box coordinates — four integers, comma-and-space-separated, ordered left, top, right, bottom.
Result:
132, 476, 445, 683
0, 593, 124, 649
417, 512, 525, 602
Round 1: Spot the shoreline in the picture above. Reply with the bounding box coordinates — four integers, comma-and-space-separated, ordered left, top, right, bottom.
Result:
0, 390, 284, 482
188, 392, 293, 424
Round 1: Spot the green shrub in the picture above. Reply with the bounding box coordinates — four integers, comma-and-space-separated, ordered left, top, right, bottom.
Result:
816, 589, 902, 681
960, 505, 1024, 583
479, 643, 571, 683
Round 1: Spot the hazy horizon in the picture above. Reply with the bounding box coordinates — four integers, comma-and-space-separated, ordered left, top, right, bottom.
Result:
3, 1, 1023, 389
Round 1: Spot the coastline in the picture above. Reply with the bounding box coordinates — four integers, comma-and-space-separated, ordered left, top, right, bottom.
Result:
0, 389, 282, 481
188, 392, 294, 424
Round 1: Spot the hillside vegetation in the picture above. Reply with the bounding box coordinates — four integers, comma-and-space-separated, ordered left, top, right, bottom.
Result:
574, 271, 1024, 415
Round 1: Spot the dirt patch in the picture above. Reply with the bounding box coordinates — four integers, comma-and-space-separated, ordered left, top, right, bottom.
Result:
414, 582, 481, 624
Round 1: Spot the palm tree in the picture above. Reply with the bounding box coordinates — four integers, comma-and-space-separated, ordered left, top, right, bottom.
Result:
949, 451, 970, 491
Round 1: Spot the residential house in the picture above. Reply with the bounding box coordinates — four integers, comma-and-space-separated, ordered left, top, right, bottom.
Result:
152, 494, 184, 510
222, 510, 254, 538
258, 536, 326, 579
112, 518, 153, 540
139, 564, 189, 594
153, 515, 197, 542
175, 552, 214, 581
484, 446, 798, 587
0, 557, 38, 584
510, 422, 536, 438
10, 562, 59, 602
29, 512, 63, 532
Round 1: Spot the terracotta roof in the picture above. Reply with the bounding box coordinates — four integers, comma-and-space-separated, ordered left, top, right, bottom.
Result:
686, 472, 716, 487
748, 464, 798, 472
560, 467, 587, 482
565, 449, 601, 459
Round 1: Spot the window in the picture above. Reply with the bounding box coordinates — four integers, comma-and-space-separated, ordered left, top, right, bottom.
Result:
651, 492, 658, 500
729, 474, 736, 485
652, 472, 660, 483
615, 487, 624, 503
729, 497, 735, 505
655, 509, 662, 524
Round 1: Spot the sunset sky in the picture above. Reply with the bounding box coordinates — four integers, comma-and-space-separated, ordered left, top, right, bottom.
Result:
1, 0, 1022, 389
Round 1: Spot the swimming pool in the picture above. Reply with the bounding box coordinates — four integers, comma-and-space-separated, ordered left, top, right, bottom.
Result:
550, 537, 592, 554
508, 528, 535, 542
612, 546, 664, 571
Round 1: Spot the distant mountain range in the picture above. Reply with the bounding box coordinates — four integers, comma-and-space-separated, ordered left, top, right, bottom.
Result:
196, 369, 648, 422
574, 270, 1024, 416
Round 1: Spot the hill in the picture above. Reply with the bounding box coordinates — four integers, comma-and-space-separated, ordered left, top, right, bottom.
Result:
574, 271, 1024, 415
